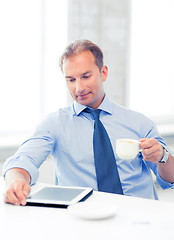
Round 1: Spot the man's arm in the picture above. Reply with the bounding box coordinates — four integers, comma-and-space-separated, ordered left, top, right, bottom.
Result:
157, 154, 174, 183
140, 138, 174, 183
4, 168, 31, 206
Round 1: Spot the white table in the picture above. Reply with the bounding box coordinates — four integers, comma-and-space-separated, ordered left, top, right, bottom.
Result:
1, 178, 174, 240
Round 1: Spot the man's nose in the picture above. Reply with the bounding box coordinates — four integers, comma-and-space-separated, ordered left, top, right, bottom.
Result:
75, 79, 85, 93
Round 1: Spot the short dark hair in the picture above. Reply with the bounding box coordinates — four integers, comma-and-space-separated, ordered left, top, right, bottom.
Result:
59, 39, 103, 72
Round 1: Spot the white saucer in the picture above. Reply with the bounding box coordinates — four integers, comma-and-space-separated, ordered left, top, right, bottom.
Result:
68, 202, 117, 220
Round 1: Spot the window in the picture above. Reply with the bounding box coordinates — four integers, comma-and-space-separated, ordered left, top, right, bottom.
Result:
0, 0, 68, 146
129, 0, 174, 134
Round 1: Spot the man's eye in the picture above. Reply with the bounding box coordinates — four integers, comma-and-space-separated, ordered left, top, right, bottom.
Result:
82, 75, 91, 79
69, 78, 76, 82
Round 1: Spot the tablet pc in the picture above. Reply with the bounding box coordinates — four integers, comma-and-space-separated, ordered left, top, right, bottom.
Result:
26, 185, 93, 208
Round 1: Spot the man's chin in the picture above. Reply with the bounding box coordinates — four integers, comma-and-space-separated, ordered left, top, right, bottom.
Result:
77, 99, 89, 106
76, 95, 90, 105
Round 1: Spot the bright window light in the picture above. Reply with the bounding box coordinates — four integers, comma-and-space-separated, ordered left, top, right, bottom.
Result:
0, 0, 68, 146
129, 0, 174, 126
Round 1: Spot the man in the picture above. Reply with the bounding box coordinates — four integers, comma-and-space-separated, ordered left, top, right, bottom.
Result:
2, 39, 174, 205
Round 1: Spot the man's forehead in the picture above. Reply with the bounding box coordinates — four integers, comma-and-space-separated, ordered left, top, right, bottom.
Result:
63, 51, 96, 75
64, 50, 95, 65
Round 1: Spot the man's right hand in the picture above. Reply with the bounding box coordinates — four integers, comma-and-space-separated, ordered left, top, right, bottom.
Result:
4, 168, 31, 206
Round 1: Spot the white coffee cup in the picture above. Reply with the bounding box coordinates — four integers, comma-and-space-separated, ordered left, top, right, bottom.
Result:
116, 138, 142, 160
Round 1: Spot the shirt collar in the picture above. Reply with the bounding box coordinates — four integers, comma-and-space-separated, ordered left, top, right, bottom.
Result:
73, 95, 113, 116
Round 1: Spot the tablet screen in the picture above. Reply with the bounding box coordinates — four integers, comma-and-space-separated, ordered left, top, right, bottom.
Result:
26, 185, 93, 207
29, 187, 85, 202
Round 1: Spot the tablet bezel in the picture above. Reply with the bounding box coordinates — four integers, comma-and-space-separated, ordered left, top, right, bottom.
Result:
26, 185, 93, 207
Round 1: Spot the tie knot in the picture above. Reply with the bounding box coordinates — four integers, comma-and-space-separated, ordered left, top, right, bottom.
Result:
92, 109, 101, 120
83, 108, 101, 120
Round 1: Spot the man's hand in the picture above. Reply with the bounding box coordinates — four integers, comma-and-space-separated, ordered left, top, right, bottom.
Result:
4, 168, 31, 206
139, 138, 164, 163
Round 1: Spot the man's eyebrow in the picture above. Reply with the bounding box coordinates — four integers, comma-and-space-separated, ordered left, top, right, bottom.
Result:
65, 71, 92, 79
81, 71, 92, 76
65, 75, 74, 79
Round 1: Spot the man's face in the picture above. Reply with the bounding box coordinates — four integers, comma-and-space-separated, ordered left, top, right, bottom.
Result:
63, 50, 108, 109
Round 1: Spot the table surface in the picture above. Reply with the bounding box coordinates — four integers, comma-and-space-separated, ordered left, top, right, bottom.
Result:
1, 178, 174, 240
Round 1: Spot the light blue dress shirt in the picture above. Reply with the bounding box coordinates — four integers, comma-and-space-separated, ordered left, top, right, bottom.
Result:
2, 96, 174, 199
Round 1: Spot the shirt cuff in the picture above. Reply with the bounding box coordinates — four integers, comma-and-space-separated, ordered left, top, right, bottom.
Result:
2, 156, 39, 186
157, 144, 174, 189
156, 170, 174, 190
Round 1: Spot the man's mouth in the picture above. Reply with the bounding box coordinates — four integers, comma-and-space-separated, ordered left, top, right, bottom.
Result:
77, 92, 90, 99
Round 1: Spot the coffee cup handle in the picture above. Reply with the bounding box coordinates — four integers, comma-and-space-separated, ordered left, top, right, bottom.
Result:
138, 141, 143, 152
139, 149, 143, 152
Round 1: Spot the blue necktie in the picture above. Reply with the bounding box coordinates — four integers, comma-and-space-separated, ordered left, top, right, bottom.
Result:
86, 109, 123, 194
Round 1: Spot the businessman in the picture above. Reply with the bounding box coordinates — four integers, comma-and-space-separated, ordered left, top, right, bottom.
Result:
3, 39, 174, 205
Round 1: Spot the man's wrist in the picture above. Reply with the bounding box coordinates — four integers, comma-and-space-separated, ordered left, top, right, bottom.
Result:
159, 148, 169, 164
5, 168, 31, 184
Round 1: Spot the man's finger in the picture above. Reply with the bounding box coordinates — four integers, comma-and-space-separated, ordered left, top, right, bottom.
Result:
4, 187, 20, 205
14, 181, 30, 205
23, 183, 30, 197
139, 138, 157, 149
4, 179, 30, 205
21, 183, 31, 205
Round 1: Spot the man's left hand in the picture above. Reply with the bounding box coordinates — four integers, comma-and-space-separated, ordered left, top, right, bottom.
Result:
139, 138, 164, 163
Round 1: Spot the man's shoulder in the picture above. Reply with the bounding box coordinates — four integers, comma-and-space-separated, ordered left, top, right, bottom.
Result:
38, 105, 74, 127
47, 105, 74, 118
111, 101, 153, 123
110, 101, 136, 114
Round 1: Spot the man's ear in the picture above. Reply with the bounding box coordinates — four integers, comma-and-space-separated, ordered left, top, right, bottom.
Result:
101, 65, 108, 82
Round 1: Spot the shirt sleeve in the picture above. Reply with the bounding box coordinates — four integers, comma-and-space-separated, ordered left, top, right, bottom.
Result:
2, 114, 57, 185
142, 119, 174, 189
